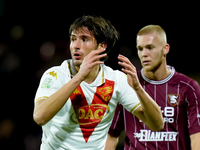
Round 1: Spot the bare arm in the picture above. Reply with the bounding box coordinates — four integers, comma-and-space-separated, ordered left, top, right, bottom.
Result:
104, 134, 119, 150
33, 48, 106, 126
190, 132, 200, 150
118, 54, 164, 131
33, 74, 83, 126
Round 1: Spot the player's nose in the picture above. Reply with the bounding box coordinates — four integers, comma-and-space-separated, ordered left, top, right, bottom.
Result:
142, 48, 149, 57
73, 39, 81, 50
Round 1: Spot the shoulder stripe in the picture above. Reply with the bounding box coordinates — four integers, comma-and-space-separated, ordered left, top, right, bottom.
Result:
180, 81, 195, 91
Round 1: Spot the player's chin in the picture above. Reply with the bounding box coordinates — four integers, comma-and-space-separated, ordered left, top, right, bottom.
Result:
143, 65, 153, 72
73, 59, 82, 67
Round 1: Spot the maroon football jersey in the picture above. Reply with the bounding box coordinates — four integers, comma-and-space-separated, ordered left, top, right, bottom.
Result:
109, 66, 200, 150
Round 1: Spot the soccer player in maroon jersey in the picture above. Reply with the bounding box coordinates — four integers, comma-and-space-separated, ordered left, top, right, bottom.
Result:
105, 25, 200, 150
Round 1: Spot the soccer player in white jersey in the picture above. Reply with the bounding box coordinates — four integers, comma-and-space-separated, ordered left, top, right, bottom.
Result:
33, 16, 164, 150
105, 25, 200, 150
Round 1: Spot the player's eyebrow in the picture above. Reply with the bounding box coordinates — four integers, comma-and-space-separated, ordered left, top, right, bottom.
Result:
136, 44, 155, 49
70, 34, 91, 39
80, 35, 91, 39
145, 44, 155, 48
136, 45, 142, 49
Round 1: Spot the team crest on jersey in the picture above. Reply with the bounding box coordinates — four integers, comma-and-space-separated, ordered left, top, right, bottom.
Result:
98, 86, 113, 102
167, 94, 180, 106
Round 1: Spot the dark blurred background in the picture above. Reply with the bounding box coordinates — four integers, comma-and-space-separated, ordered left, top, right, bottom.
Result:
0, 1, 199, 149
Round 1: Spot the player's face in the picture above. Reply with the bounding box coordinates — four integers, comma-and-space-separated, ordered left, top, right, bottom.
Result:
136, 33, 166, 72
70, 27, 98, 68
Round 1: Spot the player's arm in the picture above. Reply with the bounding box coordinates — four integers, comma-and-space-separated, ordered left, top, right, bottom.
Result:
105, 134, 119, 150
33, 74, 83, 126
33, 48, 106, 126
190, 132, 200, 150
118, 54, 164, 131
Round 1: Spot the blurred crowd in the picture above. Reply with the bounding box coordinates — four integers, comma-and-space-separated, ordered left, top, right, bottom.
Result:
0, 25, 70, 149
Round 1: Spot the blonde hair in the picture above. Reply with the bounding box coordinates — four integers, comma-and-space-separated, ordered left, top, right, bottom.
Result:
137, 25, 167, 44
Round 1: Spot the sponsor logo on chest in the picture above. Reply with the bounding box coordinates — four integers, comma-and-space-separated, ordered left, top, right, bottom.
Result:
134, 130, 178, 141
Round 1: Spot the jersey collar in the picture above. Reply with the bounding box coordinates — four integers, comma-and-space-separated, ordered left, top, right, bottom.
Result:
141, 65, 175, 85
88, 64, 105, 87
67, 59, 78, 77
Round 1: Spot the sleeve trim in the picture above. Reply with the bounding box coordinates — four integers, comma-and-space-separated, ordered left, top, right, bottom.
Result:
35, 96, 49, 102
130, 102, 141, 114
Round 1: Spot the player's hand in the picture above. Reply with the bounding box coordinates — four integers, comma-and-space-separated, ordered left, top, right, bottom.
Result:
118, 54, 141, 91
78, 47, 107, 81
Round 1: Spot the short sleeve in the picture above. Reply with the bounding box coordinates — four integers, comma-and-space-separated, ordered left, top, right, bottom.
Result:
117, 71, 141, 113
186, 80, 200, 135
108, 103, 124, 137
34, 68, 64, 103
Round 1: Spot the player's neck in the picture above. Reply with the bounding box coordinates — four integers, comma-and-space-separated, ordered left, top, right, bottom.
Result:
85, 65, 100, 84
75, 65, 100, 84
144, 61, 170, 81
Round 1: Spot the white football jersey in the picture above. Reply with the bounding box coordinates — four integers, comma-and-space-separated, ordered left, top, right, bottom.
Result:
34, 59, 141, 150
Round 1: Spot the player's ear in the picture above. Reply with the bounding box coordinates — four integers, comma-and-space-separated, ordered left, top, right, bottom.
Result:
163, 44, 170, 56
99, 42, 107, 50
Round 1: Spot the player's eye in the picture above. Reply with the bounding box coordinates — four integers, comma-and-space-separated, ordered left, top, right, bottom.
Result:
147, 45, 154, 50
82, 37, 88, 42
70, 36, 76, 42
137, 47, 143, 51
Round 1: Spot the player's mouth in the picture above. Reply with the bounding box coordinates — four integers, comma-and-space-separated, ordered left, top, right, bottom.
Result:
73, 52, 82, 59
143, 60, 151, 65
